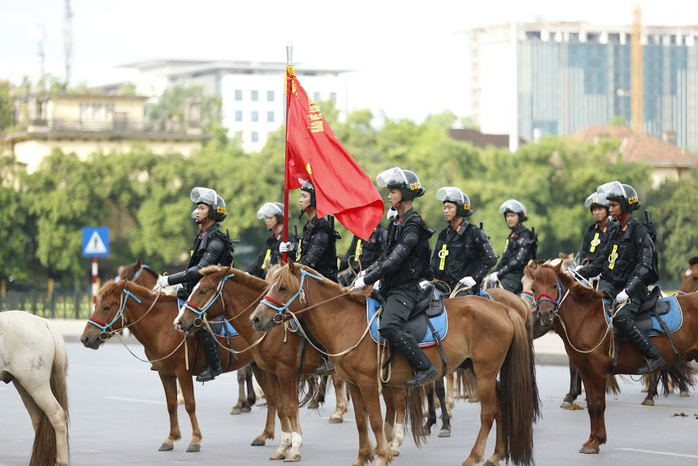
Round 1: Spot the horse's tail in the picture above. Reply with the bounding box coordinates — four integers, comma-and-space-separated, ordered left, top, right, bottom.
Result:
658, 360, 697, 395
30, 322, 70, 466
499, 307, 539, 466
405, 384, 430, 447
605, 374, 621, 395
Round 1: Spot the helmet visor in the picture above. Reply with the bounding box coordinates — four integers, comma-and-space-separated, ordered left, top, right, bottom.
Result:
498, 199, 525, 215
584, 192, 608, 208
376, 167, 408, 188
436, 187, 465, 204
257, 202, 284, 219
596, 181, 624, 199
190, 187, 218, 205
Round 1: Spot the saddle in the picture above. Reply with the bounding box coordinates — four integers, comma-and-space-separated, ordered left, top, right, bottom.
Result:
408, 284, 445, 319
604, 287, 678, 335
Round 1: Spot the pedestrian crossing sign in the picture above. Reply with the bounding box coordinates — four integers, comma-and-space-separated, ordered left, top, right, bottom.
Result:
82, 227, 110, 257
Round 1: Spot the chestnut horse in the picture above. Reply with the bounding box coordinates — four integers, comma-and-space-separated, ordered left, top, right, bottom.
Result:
0, 311, 70, 466
80, 280, 276, 452
173, 266, 394, 462
528, 262, 698, 454
250, 262, 539, 466
117, 259, 257, 414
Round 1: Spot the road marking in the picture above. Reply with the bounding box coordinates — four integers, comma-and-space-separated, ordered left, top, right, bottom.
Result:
106, 396, 164, 405
617, 448, 698, 459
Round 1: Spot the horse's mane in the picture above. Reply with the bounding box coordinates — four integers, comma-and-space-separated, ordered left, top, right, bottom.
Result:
200, 265, 268, 292
98, 279, 178, 303
534, 265, 604, 301
280, 263, 367, 305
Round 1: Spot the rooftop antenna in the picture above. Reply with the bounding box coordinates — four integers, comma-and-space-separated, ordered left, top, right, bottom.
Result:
63, 0, 73, 88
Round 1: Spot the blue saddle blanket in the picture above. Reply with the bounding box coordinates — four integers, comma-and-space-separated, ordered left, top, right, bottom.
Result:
178, 298, 238, 336
366, 297, 448, 347
603, 295, 683, 335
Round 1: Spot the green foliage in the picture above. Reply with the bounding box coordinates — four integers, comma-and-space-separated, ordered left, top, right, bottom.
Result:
0, 80, 12, 132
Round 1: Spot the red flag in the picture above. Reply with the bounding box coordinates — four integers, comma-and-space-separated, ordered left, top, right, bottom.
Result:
284, 65, 384, 240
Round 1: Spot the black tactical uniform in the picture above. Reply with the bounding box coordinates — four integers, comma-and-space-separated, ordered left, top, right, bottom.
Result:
247, 231, 297, 280
494, 224, 536, 295
578, 181, 663, 374
361, 167, 436, 387
338, 224, 388, 285
297, 216, 338, 282
576, 192, 617, 267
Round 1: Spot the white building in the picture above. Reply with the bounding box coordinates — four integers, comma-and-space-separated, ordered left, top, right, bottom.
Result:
121, 60, 349, 152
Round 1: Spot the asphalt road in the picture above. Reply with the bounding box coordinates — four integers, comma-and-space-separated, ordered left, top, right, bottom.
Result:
2, 340, 698, 466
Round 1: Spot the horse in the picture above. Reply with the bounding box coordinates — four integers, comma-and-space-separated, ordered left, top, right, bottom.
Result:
0, 311, 70, 466
250, 261, 540, 466
173, 266, 387, 462
79, 279, 276, 452
528, 262, 698, 454
117, 259, 257, 414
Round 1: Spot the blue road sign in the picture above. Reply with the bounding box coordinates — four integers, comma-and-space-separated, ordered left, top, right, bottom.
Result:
82, 227, 110, 257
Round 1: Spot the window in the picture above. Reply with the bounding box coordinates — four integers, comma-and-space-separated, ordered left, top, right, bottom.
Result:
313, 91, 321, 101
251, 90, 259, 101
234, 89, 243, 101
251, 111, 259, 122
267, 90, 275, 102
267, 111, 275, 122
234, 110, 243, 122
251, 131, 259, 143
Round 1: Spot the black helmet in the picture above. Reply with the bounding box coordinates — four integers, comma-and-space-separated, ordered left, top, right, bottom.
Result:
597, 181, 640, 213
300, 180, 316, 207
499, 199, 528, 222
190, 187, 227, 222
257, 201, 285, 225
584, 192, 610, 214
436, 187, 473, 217
376, 167, 425, 201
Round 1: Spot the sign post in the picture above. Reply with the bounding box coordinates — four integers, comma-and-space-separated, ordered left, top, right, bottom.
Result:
82, 227, 110, 306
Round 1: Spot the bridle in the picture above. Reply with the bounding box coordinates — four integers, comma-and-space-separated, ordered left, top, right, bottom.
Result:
87, 288, 141, 340
259, 268, 326, 323
180, 272, 236, 327
533, 275, 569, 315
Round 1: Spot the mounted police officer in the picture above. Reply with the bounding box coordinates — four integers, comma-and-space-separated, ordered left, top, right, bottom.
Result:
430, 187, 497, 296
158, 187, 234, 382
574, 192, 617, 268
338, 224, 388, 286
487, 199, 537, 295
577, 181, 664, 375
246, 202, 297, 279
352, 167, 437, 387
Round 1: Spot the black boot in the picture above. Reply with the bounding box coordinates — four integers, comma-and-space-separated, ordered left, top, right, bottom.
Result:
196, 329, 222, 382
617, 318, 665, 375
315, 358, 335, 375
391, 330, 437, 388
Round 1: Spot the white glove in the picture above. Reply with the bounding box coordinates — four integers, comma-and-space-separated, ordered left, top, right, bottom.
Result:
459, 276, 477, 288
372, 279, 381, 291
357, 269, 367, 279
487, 272, 499, 284
157, 276, 170, 289
279, 241, 292, 253
352, 277, 366, 291
574, 264, 584, 272
616, 289, 629, 303
419, 280, 430, 289
386, 207, 398, 221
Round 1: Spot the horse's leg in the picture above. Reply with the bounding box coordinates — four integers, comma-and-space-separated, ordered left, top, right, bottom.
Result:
13, 381, 42, 430
385, 386, 405, 456
329, 374, 349, 423
308, 375, 327, 410
423, 383, 437, 434
177, 373, 203, 452
245, 365, 257, 407
445, 372, 455, 415
561, 361, 583, 409
461, 369, 499, 466
157, 373, 183, 451
231, 366, 248, 415
279, 374, 303, 462
176, 379, 184, 405
356, 379, 391, 466
249, 366, 276, 446
434, 377, 451, 437
346, 382, 376, 466
268, 370, 297, 461
578, 369, 607, 454
642, 372, 658, 406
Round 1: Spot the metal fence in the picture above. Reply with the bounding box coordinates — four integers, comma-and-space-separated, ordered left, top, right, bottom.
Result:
0, 290, 93, 319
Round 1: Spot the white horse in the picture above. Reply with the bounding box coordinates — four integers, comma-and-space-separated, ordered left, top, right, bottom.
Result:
0, 311, 70, 466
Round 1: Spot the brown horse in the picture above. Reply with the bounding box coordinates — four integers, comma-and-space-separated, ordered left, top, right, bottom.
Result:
79, 279, 276, 452
528, 262, 698, 454
250, 261, 539, 466
173, 265, 366, 462
117, 259, 258, 413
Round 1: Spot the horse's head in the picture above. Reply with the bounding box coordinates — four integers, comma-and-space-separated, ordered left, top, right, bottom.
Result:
527, 262, 568, 328
116, 259, 141, 282
81, 279, 130, 349
680, 256, 698, 294
174, 265, 232, 334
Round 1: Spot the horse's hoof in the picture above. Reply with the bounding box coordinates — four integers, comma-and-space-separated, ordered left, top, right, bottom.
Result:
579, 445, 600, 454
307, 401, 320, 410
230, 406, 242, 415
284, 453, 302, 462
438, 429, 451, 438
641, 399, 655, 406
560, 401, 572, 409
270, 451, 287, 460
241, 406, 251, 413
251, 437, 267, 446
158, 442, 174, 451
680, 391, 690, 397
329, 415, 344, 424
186, 444, 201, 453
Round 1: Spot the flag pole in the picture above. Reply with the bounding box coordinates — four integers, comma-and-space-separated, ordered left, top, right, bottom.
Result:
282, 42, 293, 261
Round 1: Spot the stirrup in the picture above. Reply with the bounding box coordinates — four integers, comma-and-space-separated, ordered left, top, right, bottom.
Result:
196, 366, 221, 382
315, 360, 335, 375
636, 355, 665, 375
405, 366, 438, 388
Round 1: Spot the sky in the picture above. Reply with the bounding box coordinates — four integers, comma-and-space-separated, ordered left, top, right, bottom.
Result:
2, 0, 698, 122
